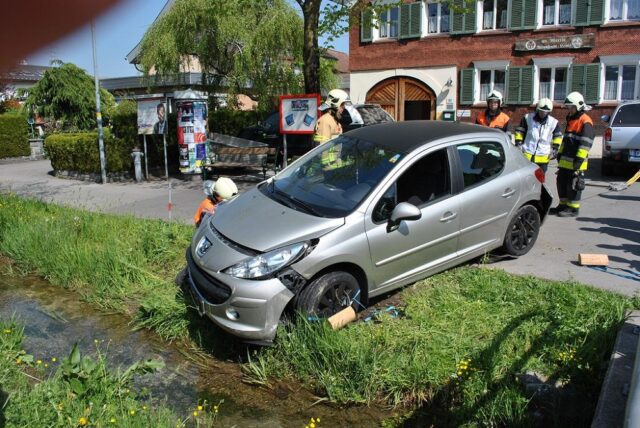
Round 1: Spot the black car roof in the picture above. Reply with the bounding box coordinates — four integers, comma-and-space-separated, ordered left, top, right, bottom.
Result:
344, 120, 502, 153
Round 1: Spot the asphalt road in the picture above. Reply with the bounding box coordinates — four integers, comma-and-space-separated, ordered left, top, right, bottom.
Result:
1, 143, 639, 296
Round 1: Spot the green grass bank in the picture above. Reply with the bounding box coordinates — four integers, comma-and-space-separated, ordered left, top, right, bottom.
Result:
0, 194, 636, 426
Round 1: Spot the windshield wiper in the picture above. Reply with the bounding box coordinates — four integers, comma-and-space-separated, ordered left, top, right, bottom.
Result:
271, 185, 322, 216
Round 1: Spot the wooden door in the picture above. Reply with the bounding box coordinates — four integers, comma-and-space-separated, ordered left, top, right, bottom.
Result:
366, 77, 436, 121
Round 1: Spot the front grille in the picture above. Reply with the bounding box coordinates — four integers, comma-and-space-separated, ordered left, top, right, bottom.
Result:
186, 249, 232, 304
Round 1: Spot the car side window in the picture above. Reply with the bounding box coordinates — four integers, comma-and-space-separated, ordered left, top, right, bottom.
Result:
456, 142, 505, 188
372, 149, 450, 223
612, 104, 640, 126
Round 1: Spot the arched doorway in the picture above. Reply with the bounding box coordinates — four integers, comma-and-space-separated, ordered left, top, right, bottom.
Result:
365, 77, 436, 121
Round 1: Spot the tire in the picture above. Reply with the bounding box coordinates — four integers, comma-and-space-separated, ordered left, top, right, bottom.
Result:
295, 271, 360, 318
502, 205, 541, 257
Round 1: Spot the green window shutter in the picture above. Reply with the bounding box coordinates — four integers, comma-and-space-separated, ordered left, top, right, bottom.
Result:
584, 64, 601, 104
460, 68, 475, 105
451, 0, 476, 35
361, 9, 373, 43
399, 3, 422, 39
574, 0, 604, 26
571, 64, 586, 93
509, 0, 537, 30
506, 66, 534, 104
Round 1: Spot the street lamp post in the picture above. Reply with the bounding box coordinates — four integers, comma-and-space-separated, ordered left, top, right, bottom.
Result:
91, 20, 107, 184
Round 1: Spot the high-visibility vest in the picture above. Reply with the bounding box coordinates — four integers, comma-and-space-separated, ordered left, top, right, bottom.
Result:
194, 198, 216, 225
476, 111, 510, 130
558, 112, 593, 171
518, 113, 561, 164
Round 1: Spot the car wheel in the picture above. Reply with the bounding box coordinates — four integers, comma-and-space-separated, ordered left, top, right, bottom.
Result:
601, 159, 615, 177
296, 271, 360, 318
502, 205, 540, 257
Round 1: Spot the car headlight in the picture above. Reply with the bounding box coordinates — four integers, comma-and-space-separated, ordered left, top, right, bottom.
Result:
223, 242, 308, 279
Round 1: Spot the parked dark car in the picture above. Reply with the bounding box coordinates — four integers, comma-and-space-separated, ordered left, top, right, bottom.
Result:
237, 104, 395, 164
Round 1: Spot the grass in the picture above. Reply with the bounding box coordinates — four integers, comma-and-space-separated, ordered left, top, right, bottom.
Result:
0, 318, 220, 427
1, 193, 637, 426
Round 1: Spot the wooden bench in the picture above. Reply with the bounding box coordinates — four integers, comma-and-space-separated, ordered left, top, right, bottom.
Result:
202, 146, 279, 180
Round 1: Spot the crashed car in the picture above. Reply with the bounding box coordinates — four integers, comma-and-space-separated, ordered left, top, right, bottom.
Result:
185, 121, 552, 342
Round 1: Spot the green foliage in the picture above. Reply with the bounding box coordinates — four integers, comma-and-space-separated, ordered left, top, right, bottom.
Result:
252, 267, 636, 425
139, 0, 304, 105
0, 98, 22, 114
0, 113, 29, 158
22, 62, 115, 131
0, 318, 221, 427
111, 99, 138, 143
208, 109, 262, 136
44, 131, 133, 173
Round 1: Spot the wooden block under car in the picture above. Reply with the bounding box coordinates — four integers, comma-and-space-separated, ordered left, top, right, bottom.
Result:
578, 253, 609, 266
327, 306, 357, 330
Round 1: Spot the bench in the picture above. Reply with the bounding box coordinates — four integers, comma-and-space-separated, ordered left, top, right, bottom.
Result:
202, 145, 279, 180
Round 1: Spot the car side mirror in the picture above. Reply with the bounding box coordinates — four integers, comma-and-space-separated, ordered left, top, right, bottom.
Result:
388, 202, 421, 232
600, 114, 610, 123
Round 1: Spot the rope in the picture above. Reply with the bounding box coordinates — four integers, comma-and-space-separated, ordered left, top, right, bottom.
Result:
589, 266, 640, 282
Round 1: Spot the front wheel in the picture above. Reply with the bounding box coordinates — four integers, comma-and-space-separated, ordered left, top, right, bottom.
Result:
295, 271, 360, 318
502, 205, 540, 257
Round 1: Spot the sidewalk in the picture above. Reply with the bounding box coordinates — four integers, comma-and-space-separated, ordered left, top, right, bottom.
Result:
1, 150, 639, 297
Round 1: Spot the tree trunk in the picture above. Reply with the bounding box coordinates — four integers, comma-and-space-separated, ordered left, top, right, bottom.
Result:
301, 0, 322, 94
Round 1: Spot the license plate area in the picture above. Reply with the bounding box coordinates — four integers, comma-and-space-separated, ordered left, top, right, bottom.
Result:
629, 149, 640, 162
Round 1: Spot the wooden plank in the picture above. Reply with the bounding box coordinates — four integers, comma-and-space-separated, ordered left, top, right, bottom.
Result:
579, 253, 609, 266
215, 147, 272, 155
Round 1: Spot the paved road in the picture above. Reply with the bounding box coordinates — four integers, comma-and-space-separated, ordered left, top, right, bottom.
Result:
1, 143, 639, 296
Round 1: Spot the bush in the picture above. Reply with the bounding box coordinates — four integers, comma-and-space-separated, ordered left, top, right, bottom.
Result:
44, 131, 134, 173
111, 99, 138, 143
0, 98, 22, 114
208, 109, 263, 136
0, 113, 29, 159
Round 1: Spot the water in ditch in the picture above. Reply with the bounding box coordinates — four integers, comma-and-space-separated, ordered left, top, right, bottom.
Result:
0, 271, 390, 427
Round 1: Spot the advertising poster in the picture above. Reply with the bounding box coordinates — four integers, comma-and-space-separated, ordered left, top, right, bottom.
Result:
137, 99, 167, 135
279, 94, 321, 134
176, 100, 208, 174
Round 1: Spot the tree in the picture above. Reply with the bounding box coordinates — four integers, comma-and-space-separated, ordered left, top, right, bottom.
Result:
22, 62, 114, 131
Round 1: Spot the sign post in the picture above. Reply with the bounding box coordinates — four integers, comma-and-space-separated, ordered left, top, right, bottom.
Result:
279, 94, 321, 169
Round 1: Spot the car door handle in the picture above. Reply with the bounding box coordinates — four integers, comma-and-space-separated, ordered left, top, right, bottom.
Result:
440, 211, 457, 222
502, 188, 516, 198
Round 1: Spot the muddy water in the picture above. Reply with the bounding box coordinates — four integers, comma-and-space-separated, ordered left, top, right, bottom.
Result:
0, 272, 390, 427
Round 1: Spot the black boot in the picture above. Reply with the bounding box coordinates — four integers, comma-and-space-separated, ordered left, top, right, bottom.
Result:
558, 208, 579, 218
549, 205, 567, 215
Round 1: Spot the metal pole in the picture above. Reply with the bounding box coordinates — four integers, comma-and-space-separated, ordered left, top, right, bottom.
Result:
90, 20, 107, 184
283, 134, 288, 169
143, 134, 149, 180
164, 97, 172, 222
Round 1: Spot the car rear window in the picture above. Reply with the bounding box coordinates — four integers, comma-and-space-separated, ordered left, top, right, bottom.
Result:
356, 106, 393, 125
612, 104, 640, 126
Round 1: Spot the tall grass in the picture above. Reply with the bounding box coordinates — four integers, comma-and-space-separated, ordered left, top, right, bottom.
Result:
253, 267, 638, 426
0, 194, 192, 339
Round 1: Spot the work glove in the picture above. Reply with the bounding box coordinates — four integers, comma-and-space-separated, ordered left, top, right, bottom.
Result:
572, 171, 586, 191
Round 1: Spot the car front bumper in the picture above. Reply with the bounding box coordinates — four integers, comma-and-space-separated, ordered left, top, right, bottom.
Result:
185, 249, 294, 342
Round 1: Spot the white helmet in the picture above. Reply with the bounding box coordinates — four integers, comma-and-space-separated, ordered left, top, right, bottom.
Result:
325, 89, 349, 109
537, 98, 553, 112
213, 177, 238, 200
486, 89, 503, 105
564, 92, 586, 111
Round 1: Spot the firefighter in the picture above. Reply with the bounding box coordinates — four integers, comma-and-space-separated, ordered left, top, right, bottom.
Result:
514, 98, 563, 173
551, 91, 594, 218
475, 90, 510, 132
313, 89, 348, 145
193, 177, 238, 227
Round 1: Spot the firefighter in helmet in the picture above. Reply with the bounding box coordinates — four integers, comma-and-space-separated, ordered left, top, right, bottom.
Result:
514, 98, 563, 173
475, 89, 510, 132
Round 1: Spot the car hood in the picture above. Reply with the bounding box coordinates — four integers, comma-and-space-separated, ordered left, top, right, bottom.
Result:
210, 186, 345, 252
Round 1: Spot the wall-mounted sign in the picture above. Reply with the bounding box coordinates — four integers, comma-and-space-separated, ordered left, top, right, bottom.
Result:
279, 94, 321, 134
515, 34, 595, 51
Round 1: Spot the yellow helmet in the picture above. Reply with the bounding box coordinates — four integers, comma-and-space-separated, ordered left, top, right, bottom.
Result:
537, 98, 553, 112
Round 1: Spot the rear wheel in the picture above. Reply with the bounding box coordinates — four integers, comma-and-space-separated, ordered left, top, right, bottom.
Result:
502, 205, 540, 257
295, 271, 360, 318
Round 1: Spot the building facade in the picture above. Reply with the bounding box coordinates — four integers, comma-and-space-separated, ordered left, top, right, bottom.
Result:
350, 0, 640, 128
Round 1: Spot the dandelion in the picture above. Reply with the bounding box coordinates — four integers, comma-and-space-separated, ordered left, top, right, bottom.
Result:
94, 339, 99, 344
129, 409, 135, 416
213, 405, 219, 413
45, 363, 49, 368
142, 405, 147, 411
197, 405, 203, 411
16, 358, 21, 365
78, 417, 88, 426
52, 357, 57, 362
57, 403, 64, 411
3, 329, 11, 333
110, 418, 116, 423
193, 411, 198, 417
37, 360, 42, 365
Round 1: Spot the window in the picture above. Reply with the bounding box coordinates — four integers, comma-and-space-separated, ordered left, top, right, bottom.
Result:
611, 103, 640, 126
379, 7, 400, 38
482, 0, 508, 30
372, 149, 450, 222
479, 69, 506, 101
456, 142, 505, 188
542, 0, 571, 25
539, 67, 568, 101
427, 1, 450, 33
604, 65, 639, 100
609, 0, 640, 21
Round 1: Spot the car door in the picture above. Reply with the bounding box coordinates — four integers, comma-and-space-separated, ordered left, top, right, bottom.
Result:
364, 147, 462, 292
454, 139, 520, 257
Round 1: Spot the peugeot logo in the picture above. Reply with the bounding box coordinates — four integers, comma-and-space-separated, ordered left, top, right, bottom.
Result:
196, 237, 212, 258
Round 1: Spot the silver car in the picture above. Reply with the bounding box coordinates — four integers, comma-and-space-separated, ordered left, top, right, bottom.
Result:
186, 121, 552, 342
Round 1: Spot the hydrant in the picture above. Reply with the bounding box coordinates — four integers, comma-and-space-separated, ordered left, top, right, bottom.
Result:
131, 147, 144, 183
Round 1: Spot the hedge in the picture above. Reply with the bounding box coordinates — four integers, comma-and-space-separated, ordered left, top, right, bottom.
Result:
0, 113, 30, 159
44, 131, 133, 173
208, 109, 263, 136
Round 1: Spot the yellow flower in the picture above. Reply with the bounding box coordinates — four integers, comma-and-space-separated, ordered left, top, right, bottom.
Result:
52, 357, 57, 362
94, 339, 99, 344
37, 360, 42, 365
317, 418, 321, 423
197, 405, 203, 411
310, 423, 316, 428
129, 409, 135, 416
110, 418, 116, 423
45, 363, 49, 368
57, 403, 63, 411
78, 417, 88, 426
16, 358, 21, 364
142, 405, 147, 411
193, 411, 198, 417
3, 329, 11, 334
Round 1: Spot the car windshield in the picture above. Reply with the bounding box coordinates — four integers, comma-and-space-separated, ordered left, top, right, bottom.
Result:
612, 104, 640, 126
261, 135, 404, 218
